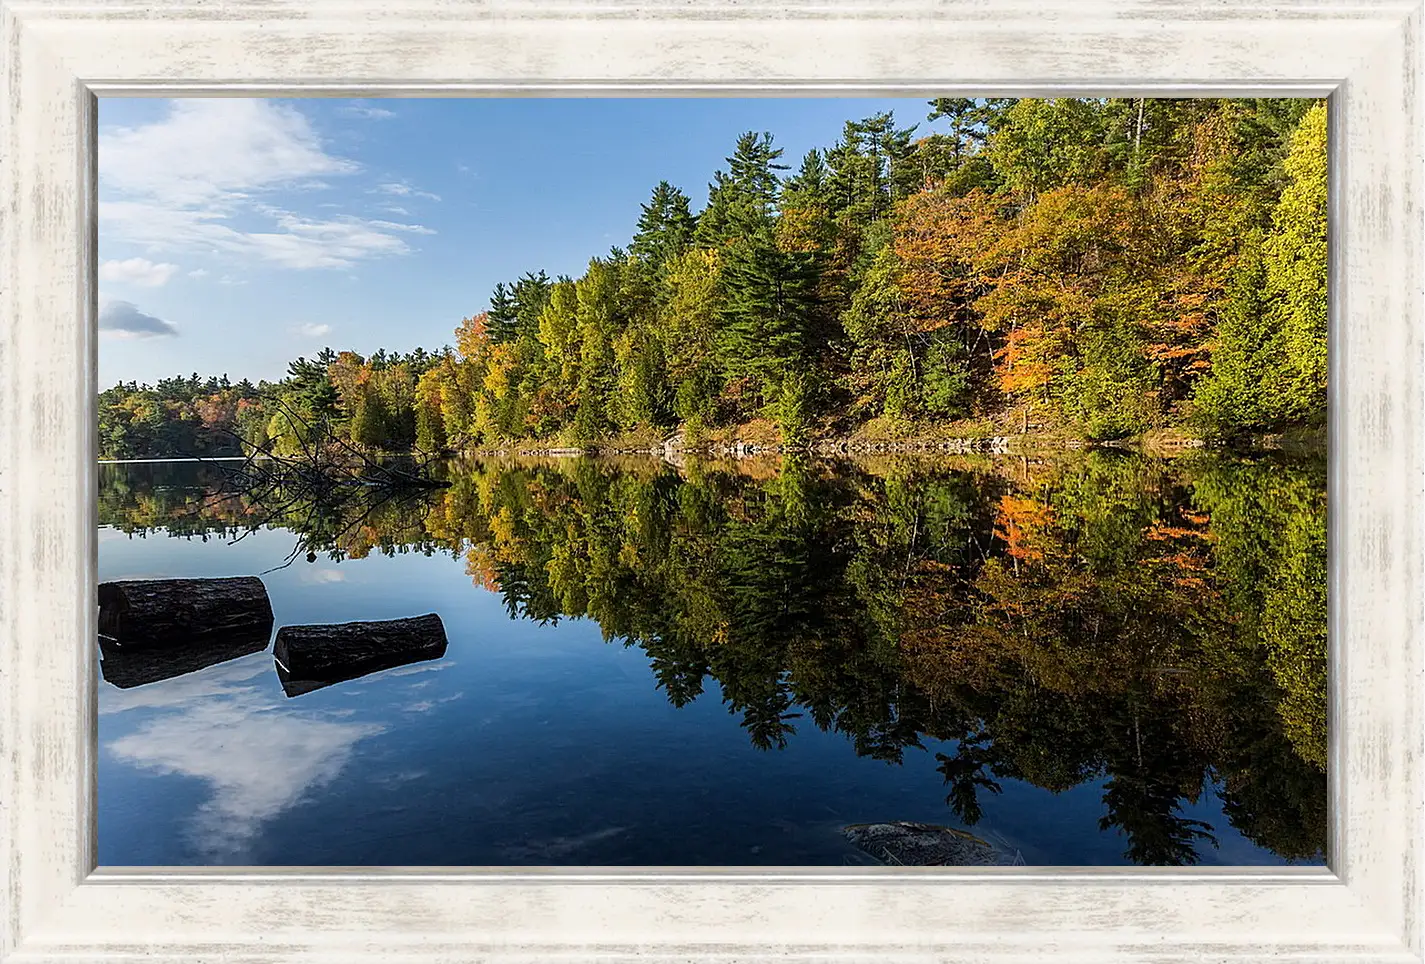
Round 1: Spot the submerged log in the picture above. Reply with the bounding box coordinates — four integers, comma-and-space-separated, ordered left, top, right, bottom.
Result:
98, 576, 274, 650
98, 625, 270, 689
273, 613, 448, 697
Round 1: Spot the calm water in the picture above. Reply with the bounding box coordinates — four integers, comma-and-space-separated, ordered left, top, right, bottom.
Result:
97, 452, 1327, 867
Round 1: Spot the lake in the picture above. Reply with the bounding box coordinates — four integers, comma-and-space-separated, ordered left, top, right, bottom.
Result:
96, 450, 1327, 867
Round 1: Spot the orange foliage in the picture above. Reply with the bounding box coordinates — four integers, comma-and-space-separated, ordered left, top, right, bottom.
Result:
993, 494, 1055, 562
464, 545, 502, 592
454, 311, 492, 360
893, 189, 1001, 336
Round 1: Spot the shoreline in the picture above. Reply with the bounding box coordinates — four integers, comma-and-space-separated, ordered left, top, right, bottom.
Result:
461, 427, 1326, 461
97, 427, 1326, 465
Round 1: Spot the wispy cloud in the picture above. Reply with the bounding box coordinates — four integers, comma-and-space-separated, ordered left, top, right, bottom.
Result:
341, 103, 397, 120
101, 99, 356, 206
99, 257, 179, 288
187, 268, 209, 279
373, 181, 441, 202
98, 299, 178, 338
99, 100, 432, 271
295, 322, 333, 338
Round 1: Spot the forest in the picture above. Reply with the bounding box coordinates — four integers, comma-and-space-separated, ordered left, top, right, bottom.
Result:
100, 449, 1328, 864
98, 97, 1327, 460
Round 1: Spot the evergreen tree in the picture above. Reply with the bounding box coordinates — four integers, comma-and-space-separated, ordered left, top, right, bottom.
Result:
630, 181, 697, 288
695, 131, 788, 247
717, 223, 819, 407
484, 282, 516, 344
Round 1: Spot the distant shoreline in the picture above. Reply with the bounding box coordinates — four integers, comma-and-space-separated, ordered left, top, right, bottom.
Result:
98, 427, 1326, 465
97, 456, 276, 465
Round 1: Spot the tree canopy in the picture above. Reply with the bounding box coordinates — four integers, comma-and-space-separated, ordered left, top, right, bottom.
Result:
99, 98, 1327, 460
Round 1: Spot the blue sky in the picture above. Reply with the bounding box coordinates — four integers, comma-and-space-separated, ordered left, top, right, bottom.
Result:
98, 97, 952, 386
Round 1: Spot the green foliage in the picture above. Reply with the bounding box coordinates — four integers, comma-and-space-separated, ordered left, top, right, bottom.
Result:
716, 225, 819, 409
1060, 319, 1159, 440
985, 98, 1108, 199
102, 98, 1326, 456
1263, 104, 1329, 420
1194, 104, 1328, 437
775, 370, 813, 447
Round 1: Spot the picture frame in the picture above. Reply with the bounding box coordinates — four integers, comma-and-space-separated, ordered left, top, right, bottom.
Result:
1, 0, 1420, 960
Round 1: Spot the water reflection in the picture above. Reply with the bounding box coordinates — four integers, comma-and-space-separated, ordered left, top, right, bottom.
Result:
99, 627, 271, 689
102, 653, 385, 861
98, 450, 1327, 865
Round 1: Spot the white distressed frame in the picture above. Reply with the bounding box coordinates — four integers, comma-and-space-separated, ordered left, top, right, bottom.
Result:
0, 0, 1419, 961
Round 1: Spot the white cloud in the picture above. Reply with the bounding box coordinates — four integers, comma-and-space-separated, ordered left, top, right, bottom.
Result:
295, 323, 333, 338
372, 181, 441, 202
100, 199, 431, 271
99, 257, 179, 287
98, 299, 178, 338
99, 100, 432, 271
341, 103, 397, 120
187, 268, 209, 278
365, 219, 435, 235
105, 101, 347, 204
101, 99, 356, 207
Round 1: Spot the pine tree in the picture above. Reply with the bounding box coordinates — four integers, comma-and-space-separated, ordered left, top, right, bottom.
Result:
630, 181, 696, 286
717, 224, 819, 406
487, 282, 519, 343
695, 131, 788, 247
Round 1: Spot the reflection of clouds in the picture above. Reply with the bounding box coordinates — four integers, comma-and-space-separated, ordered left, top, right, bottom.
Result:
100, 652, 271, 714
499, 826, 628, 862
339, 660, 451, 691
103, 652, 382, 861
382, 661, 450, 678
403, 693, 462, 714
298, 567, 346, 584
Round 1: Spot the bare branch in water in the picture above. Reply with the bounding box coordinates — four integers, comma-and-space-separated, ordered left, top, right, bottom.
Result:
181, 399, 450, 565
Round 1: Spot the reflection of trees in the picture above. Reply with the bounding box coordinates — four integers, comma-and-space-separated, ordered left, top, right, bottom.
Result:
99, 449, 1327, 865
99, 462, 460, 563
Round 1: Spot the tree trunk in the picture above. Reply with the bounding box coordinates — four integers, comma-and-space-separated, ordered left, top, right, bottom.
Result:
273, 613, 448, 697
98, 626, 269, 689
98, 576, 273, 651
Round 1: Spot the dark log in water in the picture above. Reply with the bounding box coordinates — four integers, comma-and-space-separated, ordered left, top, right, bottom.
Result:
97, 576, 274, 650
98, 626, 270, 689
273, 613, 448, 697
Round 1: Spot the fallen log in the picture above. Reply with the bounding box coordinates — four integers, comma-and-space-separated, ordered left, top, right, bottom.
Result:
98, 626, 270, 689
98, 576, 274, 650
273, 613, 448, 697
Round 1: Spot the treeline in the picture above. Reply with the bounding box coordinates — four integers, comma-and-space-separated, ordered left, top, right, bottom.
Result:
99, 97, 1327, 459
98, 349, 447, 459
99, 450, 1327, 864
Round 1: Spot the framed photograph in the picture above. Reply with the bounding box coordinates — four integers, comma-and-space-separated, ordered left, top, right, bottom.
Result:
1, 0, 1420, 961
